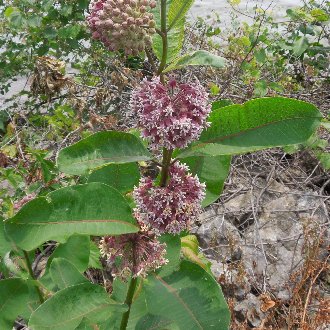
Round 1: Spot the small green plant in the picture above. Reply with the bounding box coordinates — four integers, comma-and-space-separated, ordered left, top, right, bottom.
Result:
0, 1, 323, 329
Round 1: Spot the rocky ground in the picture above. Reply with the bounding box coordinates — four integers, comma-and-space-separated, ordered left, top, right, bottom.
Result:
194, 150, 330, 329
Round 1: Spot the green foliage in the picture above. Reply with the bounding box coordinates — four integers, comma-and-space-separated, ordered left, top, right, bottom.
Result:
29, 282, 127, 330
183, 155, 231, 207
57, 131, 152, 175
178, 97, 321, 158
144, 261, 230, 329
0, 278, 39, 330
0, 1, 326, 329
4, 183, 139, 251
88, 163, 140, 194
49, 258, 89, 290
164, 50, 226, 73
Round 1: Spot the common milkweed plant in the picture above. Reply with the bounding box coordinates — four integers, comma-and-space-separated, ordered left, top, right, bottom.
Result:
0, 1, 322, 329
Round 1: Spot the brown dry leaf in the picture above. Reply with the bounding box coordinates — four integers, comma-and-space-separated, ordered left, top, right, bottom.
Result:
260, 294, 276, 312
0, 152, 9, 167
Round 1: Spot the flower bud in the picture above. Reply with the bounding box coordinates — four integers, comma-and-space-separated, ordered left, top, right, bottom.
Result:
87, 0, 156, 54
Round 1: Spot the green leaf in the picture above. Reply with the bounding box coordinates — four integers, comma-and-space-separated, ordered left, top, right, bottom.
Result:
183, 155, 231, 207
0, 278, 39, 330
44, 26, 58, 39
255, 48, 266, 64
88, 163, 140, 194
0, 222, 13, 257
40, 235, 91, 291
177, 97, 322, 158
50, 258, 89, 290
4, 183, 138, 251
293, 36, 309, 56
144, 260, 230, 329
321, 121, 330, 131
310, 8, 329, 22
50, 235, 90, 272
4, 7, 15, 17
57, 131, 152, 175
315, 151, 330, 170
88, 241, 102, 269
168, 0, 194, 30
151, 0, 185, 63
164, 50, 226, 73
254, 79, 268, 97
158, 234, 181, 277
29, 283, 127, 330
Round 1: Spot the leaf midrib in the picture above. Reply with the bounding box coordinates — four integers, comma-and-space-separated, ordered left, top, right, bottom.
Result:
154, 274, 203, 329
9, 219, 138, 228
190, 115, 320, 151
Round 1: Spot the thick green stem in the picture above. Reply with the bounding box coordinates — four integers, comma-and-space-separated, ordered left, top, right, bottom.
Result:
157, 0, 168, 78
23, 250, 44, 304
119, 277, 138, 330
160, 148, 173, 187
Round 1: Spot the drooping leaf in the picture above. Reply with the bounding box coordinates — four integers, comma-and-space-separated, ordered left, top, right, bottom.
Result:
50, 258, 89, 290
144, 260, 230, 329
4, 183, 138, 251
88, 241, 102, 269
177, 97, 322, 158
183, 155, 231, 207
29, 283, 127, 330
57, 131, 152, 175
293, 36, 309, 56
88, 163, 140, 194
0, 278, 39, 330
164, 50, 226, 73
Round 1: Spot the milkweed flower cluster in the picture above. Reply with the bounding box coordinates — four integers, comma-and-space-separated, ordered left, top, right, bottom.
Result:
99, 232, 167, 279
133, 162, 206, 234
87, 0, 156, 55
130, 77, 211, 150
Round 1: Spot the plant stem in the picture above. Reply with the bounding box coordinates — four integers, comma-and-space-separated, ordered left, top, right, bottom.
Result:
160, 148, 173, 187
23, 250, 44, 304
157, 0, 168, 78
119, 276, 138, 330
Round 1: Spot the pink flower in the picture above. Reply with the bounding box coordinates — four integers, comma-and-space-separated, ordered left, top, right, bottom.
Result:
87, 0, 156, 55
133, 162, 206, 234
130, 77, 211, 150
99, 231, 167, 279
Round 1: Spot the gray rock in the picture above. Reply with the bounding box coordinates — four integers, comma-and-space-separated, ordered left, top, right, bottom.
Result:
196, 215, 242, 262
234, 293, 265, 328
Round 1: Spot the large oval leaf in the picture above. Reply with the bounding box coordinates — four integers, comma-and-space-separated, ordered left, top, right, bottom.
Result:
29, 282, 127, 330
177, 97, 322, 158
164, 50, 226, 73
0, 278, 39, 330
183, 155, 231, 207
88, 163, 140, 194
49, 258, 89, 290
57, 131, 152, 175
4, 183, 139, 251
40, 235, 91, 292
144, 260, 230, 329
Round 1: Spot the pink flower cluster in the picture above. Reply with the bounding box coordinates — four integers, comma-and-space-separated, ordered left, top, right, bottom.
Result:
87, 0, 156, 55
133, 162, 206, 234
130, 77, 211, 150
99, 232, 167, 279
